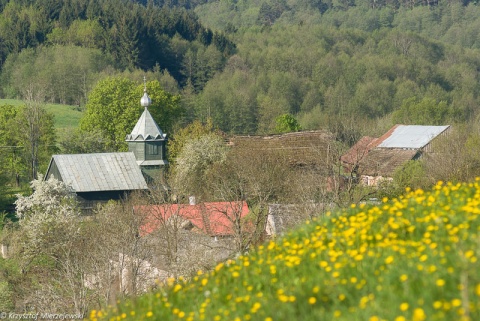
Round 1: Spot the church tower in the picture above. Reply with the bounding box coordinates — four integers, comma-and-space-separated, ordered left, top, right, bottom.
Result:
126, 78, 168, 182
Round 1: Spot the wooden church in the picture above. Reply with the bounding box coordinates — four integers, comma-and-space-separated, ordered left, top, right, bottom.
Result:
45, 81, 167, 212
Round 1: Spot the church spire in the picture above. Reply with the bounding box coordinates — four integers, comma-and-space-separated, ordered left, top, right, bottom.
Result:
126, 77, 168, 168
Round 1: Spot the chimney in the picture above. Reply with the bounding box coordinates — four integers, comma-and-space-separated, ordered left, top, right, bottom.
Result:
189, 196, 196, 205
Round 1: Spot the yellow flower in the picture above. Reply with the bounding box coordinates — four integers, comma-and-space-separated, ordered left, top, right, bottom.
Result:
400, 302, 409, 311
385, 256, 394, 264
433, 301, 442, 309
413, 308, 426, 321
400, 274, 408, 282
173, 284, 182, 292
308, 297, 316, 305
146, 311, 153, 317
436, 279, 445, 287
395, 317, 406, 321
475, 283, 480, 296
451, 299, 462, 307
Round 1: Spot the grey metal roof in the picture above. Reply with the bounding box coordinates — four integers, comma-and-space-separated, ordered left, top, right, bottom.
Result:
49, 152, 148, 192
377, 125, 450, 149
126, 108, 166, 141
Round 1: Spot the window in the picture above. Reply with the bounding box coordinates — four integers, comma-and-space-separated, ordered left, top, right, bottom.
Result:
148, 143, 159, 155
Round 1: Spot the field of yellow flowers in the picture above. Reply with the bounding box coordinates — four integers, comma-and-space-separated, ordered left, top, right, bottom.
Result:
91, 180, 480, 321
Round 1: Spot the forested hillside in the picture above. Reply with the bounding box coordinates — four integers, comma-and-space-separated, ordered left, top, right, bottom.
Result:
0, 0, 234, 105
193, 0, 480, 135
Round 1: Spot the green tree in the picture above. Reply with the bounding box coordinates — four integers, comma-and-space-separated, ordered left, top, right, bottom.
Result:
274, 113, 301, 134
393, 97, 450, 125
18, 99, 57, 180
80, 77, 182, 151
0, 105, 23, 185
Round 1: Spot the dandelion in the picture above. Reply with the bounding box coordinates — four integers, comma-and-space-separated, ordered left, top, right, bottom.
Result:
413, 308, 426, 321
173, 284, 182, 292
436, 279, 445, 287
146, 311, 153, 317
308, 297, 316, 305
400, 302, 409, 311
451, 299, 462, 307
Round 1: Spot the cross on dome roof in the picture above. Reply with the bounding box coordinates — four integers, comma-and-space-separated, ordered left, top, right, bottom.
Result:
140, 75, 151, 108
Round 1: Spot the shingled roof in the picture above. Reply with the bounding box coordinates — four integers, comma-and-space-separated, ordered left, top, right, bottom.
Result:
228, 130, 336, 167
356, 149, 419, 177
125, 107, 166, 141
45, 152, 148, 192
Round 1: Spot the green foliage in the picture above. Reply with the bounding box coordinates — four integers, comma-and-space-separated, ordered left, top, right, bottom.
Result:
1, 45, 113, 105
0, 280, 14, 311
393, 97, 450, 125
80, 77, 182, 151
0, 0, 235, 91
59, 129, 111, 154
0, 102, 56, 183
274, 113, 301, 134
379, 160, 430, 199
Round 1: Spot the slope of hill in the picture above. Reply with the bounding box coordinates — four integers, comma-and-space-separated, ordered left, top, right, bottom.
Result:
91, 180, 480, 320
0, 99, 82, 136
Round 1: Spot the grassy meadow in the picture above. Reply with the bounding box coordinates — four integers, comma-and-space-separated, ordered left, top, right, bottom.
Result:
0, 99, 82, 137
91, 180, 480, 321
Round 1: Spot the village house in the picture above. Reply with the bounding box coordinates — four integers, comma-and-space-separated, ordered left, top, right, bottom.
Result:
340, 124, 451, 186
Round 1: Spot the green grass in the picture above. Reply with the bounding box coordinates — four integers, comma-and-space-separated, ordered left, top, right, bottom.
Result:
0, 99, 83, 137
91, 180, 480, 321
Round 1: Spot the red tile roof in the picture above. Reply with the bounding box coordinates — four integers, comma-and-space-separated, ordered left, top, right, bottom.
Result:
137, 201, 250, 237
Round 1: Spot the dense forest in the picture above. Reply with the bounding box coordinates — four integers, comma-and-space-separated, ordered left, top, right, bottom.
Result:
1, 0, 480, 137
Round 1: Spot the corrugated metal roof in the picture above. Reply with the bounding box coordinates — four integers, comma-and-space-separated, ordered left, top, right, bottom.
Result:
377, 125, 450, 149
50, 152, 148, 192
125, 107, 166, 141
